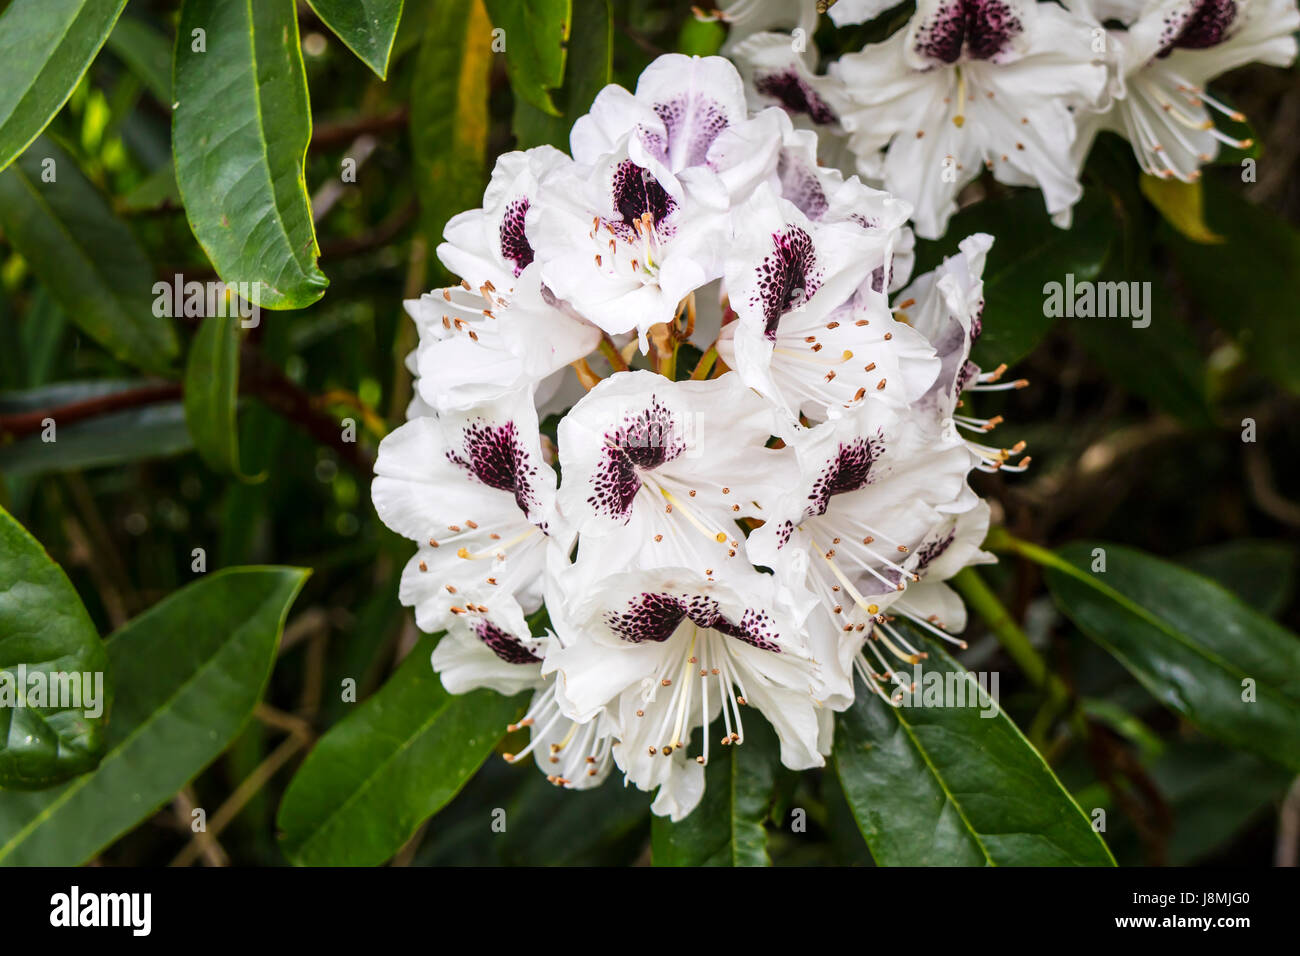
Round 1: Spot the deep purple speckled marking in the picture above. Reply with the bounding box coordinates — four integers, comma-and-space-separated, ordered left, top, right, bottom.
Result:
913, 0, 1024, 63
914, 528, 956, 573
955, 359, 980, 396
1157, 0, 1237, 56
754, 70, 837, 125
587, 398, 685, 520
474, 618, 541, 664
805, 434, 885, 517
753, 226, 822, 341
605, 592, 782, 652
609, 160, 676, 238
499, 197, 534, 277
447, 419, 541, 518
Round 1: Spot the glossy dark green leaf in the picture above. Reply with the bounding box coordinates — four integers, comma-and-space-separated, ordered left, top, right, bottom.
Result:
912, 190, 1114, 368
0, 0, 128, 172
1046, 541, 1300, 772
1168, 183, 1300, 394
497, 770, 652, 865
277, 634, 523, 866
183, 314, 247, 476
118, 159, 180, 212
105, 15, 172, 102
1181, 540, 1296, 619
484, 0, 572, 116
1103, 738, 1293, 865
305, 0, 405, 79
0, 506, 109, 789
0, 567, 307, 865
1070, 266, 1213, 428
650, 717, 783, 866
834, 634, 1115, 866
0, 138, 178, 372
411, 0, 492, 277
513, 0, 611, 151
0, 381, 191, 478
173, 0, 327, 310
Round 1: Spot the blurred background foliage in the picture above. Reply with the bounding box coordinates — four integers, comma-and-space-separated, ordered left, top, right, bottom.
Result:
0, 0, 1297, 866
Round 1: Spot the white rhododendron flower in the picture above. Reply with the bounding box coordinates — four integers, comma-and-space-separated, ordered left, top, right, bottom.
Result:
827, 0, 1108, 238
373, 52, 1019, 818
1069, 0, 1299, 181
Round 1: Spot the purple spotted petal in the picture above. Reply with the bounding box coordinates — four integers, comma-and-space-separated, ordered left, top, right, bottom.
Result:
447, 419, 542, 519
805, 434, 885, 517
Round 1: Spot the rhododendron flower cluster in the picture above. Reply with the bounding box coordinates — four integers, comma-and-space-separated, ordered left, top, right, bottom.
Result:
714, 0, 1297, 238
372, 53, 1025, 821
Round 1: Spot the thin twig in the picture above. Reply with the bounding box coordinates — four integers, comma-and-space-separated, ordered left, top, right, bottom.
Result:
310, 107, 409, 152
0, 383, 181, 440
169, 731, 309, 867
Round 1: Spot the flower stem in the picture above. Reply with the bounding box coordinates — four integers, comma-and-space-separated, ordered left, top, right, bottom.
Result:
690, 345, 718, 380
597, 335, 629, 373
951, 567, 1050, 690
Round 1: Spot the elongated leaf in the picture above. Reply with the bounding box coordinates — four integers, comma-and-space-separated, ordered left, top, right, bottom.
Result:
1180, 540, 1296, 619
1070, 266, 1213, 427
173, 0, 327, 310
305, 0, 405, 79
834, 634, 1115, 866
0, 138, 178, 372
513, 0, 611, 151
0, 567, 306, 865
1044, 542, 1300, 772
485, 0, 572, 115
1168, 183, 1300, 394
1103, 738, 1293, 865
277, 634, 523, 866
912, 190, 1114, 368
1139, 176, 1222, 244
0, 0, 128, 172
106, 16, 172, 102
650, 717, 783, 866
412, 0, 492, 277
183, 314, 245, 475
0, 506, 109, 789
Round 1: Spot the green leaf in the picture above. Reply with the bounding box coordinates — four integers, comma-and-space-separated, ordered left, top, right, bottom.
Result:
118, 158, 180, 212
105, 15, 172, 103
911, 190, 1114, 368
183, 314, 251, 477
1180, 540, 1296, 618
1043, 541, 1300, 772
513, 0, 611, 151
305, 0, 405, 79
1167, 182, 1300, 394
650, 717, 783, 866
276, 634, 523, 866
1070, 266, 1213, 428
484, 0, 572, 116
173, 0, 328, 310
0, 0, 129, 172
0, 382, 191, 478
0, 567, 307, 865
411, 0, 492, 278
1104, 737, 1293, 865
0, 138, 179, 373
0, 505, 109, 789
834, 633, 1116, 866
1139, 175, 1223, 244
